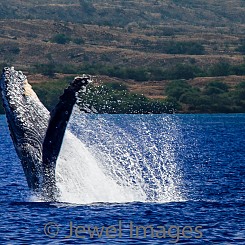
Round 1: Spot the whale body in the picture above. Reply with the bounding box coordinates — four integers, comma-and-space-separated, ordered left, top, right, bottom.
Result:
0, 67, 92, 200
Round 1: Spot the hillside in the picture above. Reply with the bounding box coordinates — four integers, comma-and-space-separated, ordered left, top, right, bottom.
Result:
0, 0, 245, 113
1, 0, 244, 67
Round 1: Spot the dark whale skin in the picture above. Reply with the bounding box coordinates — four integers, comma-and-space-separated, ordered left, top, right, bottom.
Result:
0, 67, 92, 200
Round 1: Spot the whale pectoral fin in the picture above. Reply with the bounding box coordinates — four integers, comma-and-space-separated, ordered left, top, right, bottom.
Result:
1, 67, 50, 193
42, 75, 92, 193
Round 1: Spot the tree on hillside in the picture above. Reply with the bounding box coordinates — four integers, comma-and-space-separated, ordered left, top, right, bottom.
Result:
236, 41, 245, 54
236, 82, 245, 99
165, 80, 192, 101
167, 64, 196, 80
204, 81, 229, 95
51, 34, 71, 44
209, 62, 231, 76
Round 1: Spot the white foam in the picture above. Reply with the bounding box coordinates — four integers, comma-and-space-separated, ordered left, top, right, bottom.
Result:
56, 131, 143, 204
54, 112, 184, 204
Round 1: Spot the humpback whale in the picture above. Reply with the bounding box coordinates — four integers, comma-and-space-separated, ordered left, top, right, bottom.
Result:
0, 67, 92, 200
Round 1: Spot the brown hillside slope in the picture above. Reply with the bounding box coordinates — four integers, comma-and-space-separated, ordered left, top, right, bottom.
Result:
0, 0, 244, 100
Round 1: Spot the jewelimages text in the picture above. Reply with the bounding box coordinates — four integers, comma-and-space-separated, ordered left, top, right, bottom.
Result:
44, 220, 203, 243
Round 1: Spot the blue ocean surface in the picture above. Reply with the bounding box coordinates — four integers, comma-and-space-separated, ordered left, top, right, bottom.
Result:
0, 114, 244, 244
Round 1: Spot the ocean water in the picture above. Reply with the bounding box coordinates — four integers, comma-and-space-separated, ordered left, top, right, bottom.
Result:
0, 114, 244, 244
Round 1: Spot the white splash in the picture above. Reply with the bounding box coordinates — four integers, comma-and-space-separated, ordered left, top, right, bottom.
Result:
55, 111, 184, 204
56, 131, 141, 204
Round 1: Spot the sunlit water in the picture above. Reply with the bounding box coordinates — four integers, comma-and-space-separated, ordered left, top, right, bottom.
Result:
0, 114, 244, 244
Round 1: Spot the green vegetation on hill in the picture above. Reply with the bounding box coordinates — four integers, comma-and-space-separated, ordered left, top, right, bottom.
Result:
50, 34, 85, 45
32, 61, 245, 82
165, 80, 245, 113
131, 40, 205, 55
236, 41, 245, 55
1, 78, 245, 114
